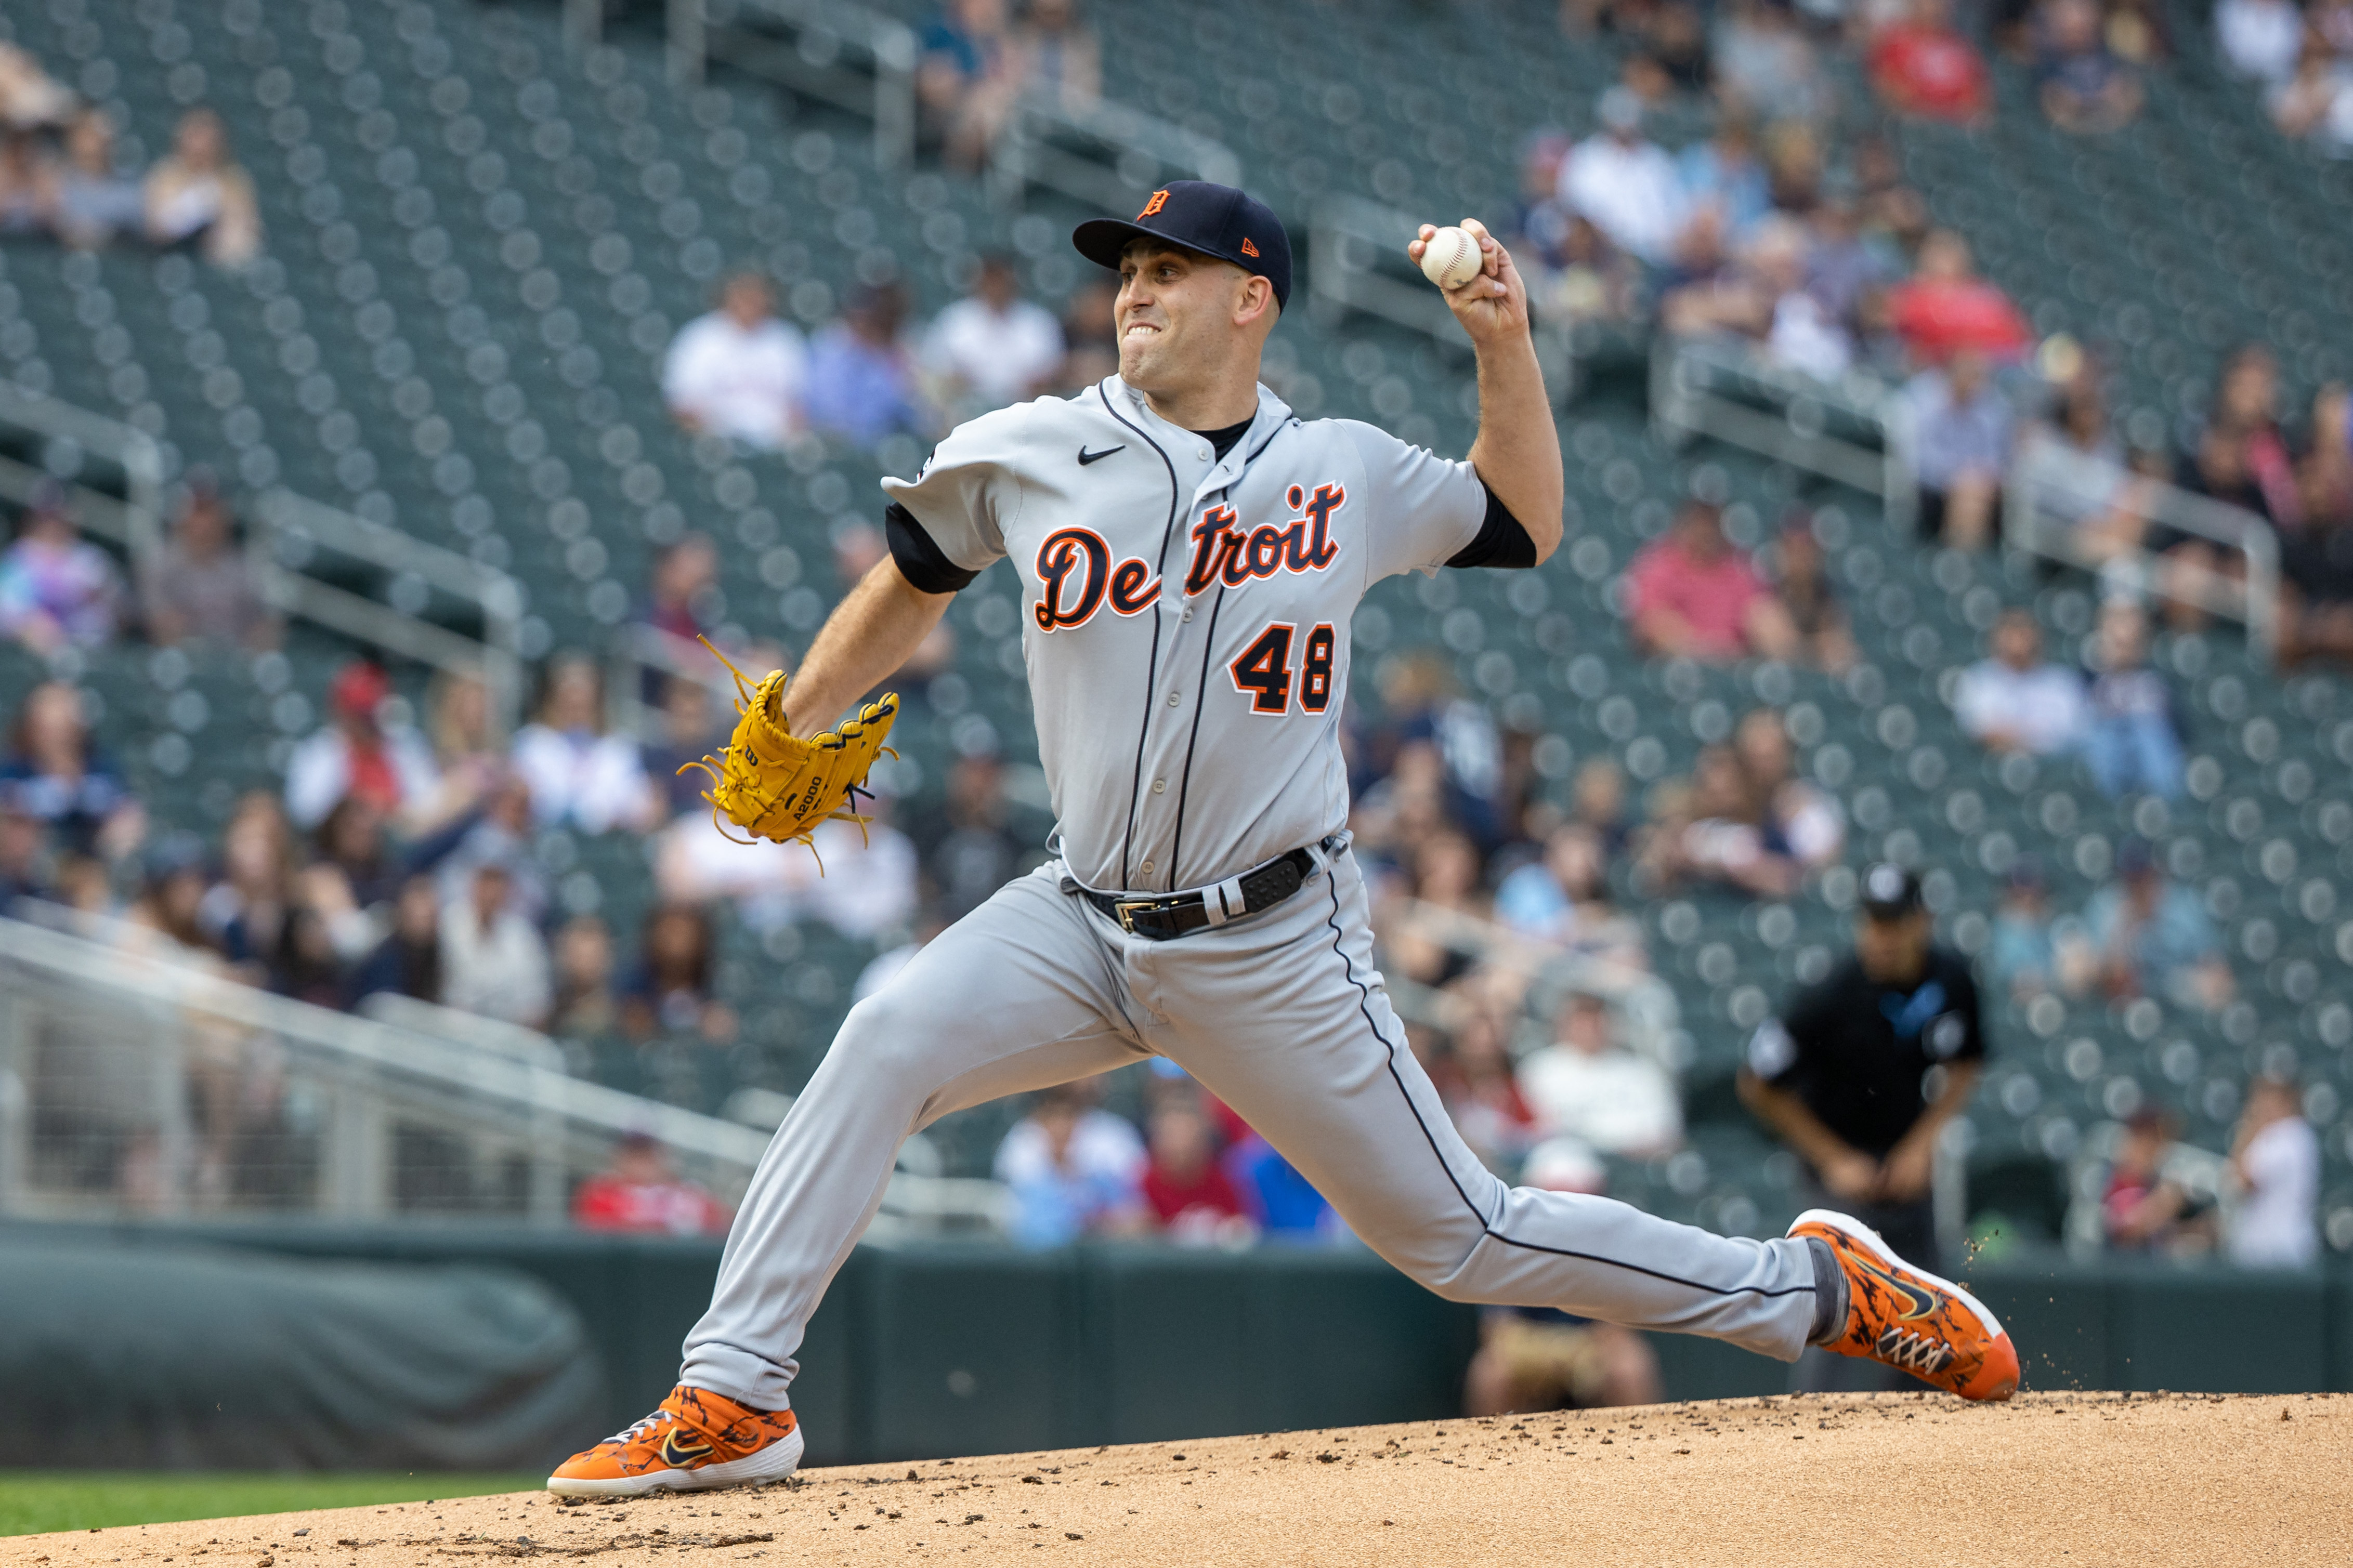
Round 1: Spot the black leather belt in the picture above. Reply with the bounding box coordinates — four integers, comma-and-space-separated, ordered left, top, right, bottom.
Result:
1068, 842, 1327, 941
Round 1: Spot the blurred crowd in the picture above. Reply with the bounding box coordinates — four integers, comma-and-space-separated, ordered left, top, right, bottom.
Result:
1512, 0, 2046, 356
2213, 0, 2353, 152
2095, 1074, 2320, 1267
1, 475, 277, 659
1508, 1, 2353, 663
654, 0, 1112, 455
0, 509, 1070, 1220
0, 46, 261, 266
916, 0, 1102, 171
660, 255, 1119, 455
1560, 0, 2179, 147
2023, 346, 2353, 665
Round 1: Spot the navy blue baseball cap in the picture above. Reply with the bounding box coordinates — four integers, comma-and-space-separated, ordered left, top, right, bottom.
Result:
1071, 181, 1292, 312
1859, 862, 1924, 919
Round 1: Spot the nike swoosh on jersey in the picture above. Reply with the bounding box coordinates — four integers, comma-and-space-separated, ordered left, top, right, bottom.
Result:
659, 1430, 715, 1468
1077, 444, 1125, 465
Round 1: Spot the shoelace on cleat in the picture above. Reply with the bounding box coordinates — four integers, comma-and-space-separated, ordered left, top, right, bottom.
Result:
602, 1412, 681, 1447
1874, 1326, 1957, 1374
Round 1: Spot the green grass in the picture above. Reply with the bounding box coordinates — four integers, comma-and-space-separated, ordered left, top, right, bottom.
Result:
0, 1473, 542, 1537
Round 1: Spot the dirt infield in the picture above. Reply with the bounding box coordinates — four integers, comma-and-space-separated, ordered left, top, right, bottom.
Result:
7, 1392, 2345, 1567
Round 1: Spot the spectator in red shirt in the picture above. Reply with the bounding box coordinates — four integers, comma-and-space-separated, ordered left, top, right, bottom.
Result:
1427, 999, 1540, 1175
1625, 501, 1800, 662
573, 1132, 733, 1235
282, 661, 442, 833
1140, 1094, 1251, 1244
1870, 0, 1993, 124
1885, 230, 2032, 367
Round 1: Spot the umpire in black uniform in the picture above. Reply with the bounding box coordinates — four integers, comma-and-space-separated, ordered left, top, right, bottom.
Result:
1738, 863, 1986, 1390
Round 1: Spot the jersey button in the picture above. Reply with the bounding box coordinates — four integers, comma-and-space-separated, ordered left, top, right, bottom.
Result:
1181, 608, 1193, 622
1197, 446, 1210, 460
1140, 860, 1156, 875
1152, 779, 1166, 794
1167, 692, 1181, 707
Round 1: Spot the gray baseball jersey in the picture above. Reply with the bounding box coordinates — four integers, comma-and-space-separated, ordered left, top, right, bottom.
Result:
881, 376, 1486, 893
677, 373, 1832, 1427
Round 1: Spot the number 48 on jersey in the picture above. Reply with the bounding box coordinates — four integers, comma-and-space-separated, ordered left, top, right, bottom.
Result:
1230, 622, 1337, 716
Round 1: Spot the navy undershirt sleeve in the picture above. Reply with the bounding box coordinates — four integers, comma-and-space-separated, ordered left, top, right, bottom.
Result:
885, 502, 981, 594
1446, 482, 1539, 570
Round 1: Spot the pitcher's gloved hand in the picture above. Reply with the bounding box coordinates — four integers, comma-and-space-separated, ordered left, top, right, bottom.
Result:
682, 641, 897, 866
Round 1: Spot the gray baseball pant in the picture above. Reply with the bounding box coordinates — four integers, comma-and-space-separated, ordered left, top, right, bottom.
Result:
681, 847, 1822, 1410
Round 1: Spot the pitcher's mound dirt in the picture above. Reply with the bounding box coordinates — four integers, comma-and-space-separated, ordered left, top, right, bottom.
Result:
8, 1392, 2346, 1567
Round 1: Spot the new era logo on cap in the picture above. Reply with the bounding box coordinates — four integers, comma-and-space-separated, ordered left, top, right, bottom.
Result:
1240, 237, 1259, 257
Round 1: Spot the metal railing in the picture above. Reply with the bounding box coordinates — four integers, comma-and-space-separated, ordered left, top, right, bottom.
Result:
2004, 429, 2281, 662
0, 388, 532, 735
251, 488, 528, 737
987, 90, 1241, 212
1652, 333, 1917, 534
646, 0, 1240, 220
685, 0, 919, 167
0, 905, 1006, 1235
674, 0, 1241, 208
1652, 337, 2283, 660
1308, 196, 1459, 342
1308, 196, 1575, 393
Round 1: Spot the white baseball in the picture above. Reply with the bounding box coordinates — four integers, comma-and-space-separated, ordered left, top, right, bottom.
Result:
1419, 225, 1483, 291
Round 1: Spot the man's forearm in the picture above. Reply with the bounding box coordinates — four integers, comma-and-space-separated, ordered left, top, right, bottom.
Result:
1466, 331, 1565, 564
780, 556, 955, 734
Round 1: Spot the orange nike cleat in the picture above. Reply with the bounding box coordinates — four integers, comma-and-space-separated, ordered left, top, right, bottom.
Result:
547, 1385, 804, 1497
1790, 1209, 2020, 1402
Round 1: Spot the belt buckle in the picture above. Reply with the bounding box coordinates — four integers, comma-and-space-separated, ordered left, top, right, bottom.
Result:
1113, 898, 1156, 934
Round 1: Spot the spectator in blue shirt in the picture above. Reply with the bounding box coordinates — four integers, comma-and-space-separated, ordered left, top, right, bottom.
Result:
1676, 116, 1771, 242
993, 1083, 1146, 1247
2080, 598, 2184, 799
1985, 858, 2057, 1000
802, 283, 938, 450
0, 482, 124, 654
1907, 350, 2012, 550
2065, 837, 2233, 1011
1226, 1132, 1347, 1242
1493, 823, 1644, 968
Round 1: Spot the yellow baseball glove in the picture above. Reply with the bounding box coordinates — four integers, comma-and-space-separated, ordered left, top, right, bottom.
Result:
682, 641, 898, 866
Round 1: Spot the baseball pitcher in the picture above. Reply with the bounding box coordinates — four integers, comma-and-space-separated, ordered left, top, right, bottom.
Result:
550, 182, 2016, 1496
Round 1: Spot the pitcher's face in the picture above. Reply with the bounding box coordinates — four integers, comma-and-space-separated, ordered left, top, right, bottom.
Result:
1114, 242, 1253, 394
